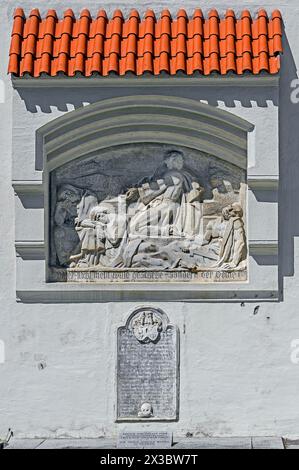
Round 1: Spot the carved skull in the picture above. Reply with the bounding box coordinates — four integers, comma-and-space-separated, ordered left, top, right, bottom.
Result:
138, 402, 153, 418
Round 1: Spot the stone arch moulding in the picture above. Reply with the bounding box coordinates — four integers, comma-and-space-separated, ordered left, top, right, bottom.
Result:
37, 95, 254, 174
14, 94, 279, 303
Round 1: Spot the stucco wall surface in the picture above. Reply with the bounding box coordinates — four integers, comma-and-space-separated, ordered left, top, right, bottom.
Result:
0, 0, 299, 439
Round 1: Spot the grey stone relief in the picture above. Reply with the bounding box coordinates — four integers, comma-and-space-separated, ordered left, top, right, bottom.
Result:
49, 144, 247, 283
117, 307, 179, 421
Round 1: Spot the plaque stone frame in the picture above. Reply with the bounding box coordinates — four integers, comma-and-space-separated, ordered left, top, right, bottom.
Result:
116, 307, 179, 422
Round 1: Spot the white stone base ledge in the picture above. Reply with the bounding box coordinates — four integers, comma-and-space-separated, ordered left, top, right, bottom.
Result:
4, 436, 285, 449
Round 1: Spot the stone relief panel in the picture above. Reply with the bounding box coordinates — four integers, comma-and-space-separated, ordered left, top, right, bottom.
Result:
49, 143, 247, 283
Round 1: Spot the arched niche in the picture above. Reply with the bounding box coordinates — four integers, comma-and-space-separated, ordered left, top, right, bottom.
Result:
37, 95, 254, 173
43, 95, 252, 282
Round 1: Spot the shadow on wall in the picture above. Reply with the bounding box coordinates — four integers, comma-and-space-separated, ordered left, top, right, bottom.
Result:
279, 25, 299, 298
15, 81, 279, 115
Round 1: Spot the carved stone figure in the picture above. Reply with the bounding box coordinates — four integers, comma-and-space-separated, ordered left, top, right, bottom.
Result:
177, 181, 204, 238
53, 184, 82, 266
199, 203, 247, 270
127, 151, 197, 238
212, 202, 247, 270
69, 190, 99, 267
70, 196, 128, 268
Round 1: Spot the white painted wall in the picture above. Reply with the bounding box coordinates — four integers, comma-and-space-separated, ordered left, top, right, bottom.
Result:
0, 0, 299, 439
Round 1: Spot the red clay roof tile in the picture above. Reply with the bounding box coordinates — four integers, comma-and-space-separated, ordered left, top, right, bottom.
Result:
8, 7, 283, 77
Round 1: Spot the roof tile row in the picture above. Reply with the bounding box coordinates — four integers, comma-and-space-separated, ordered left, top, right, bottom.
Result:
8, 7, 283, 77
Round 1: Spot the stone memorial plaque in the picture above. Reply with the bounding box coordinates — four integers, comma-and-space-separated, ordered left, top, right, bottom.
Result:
117, 431, 172, 449
117, 307, 179, 421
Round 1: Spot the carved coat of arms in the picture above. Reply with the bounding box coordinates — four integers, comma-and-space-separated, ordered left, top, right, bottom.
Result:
131, 310, 163, 343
